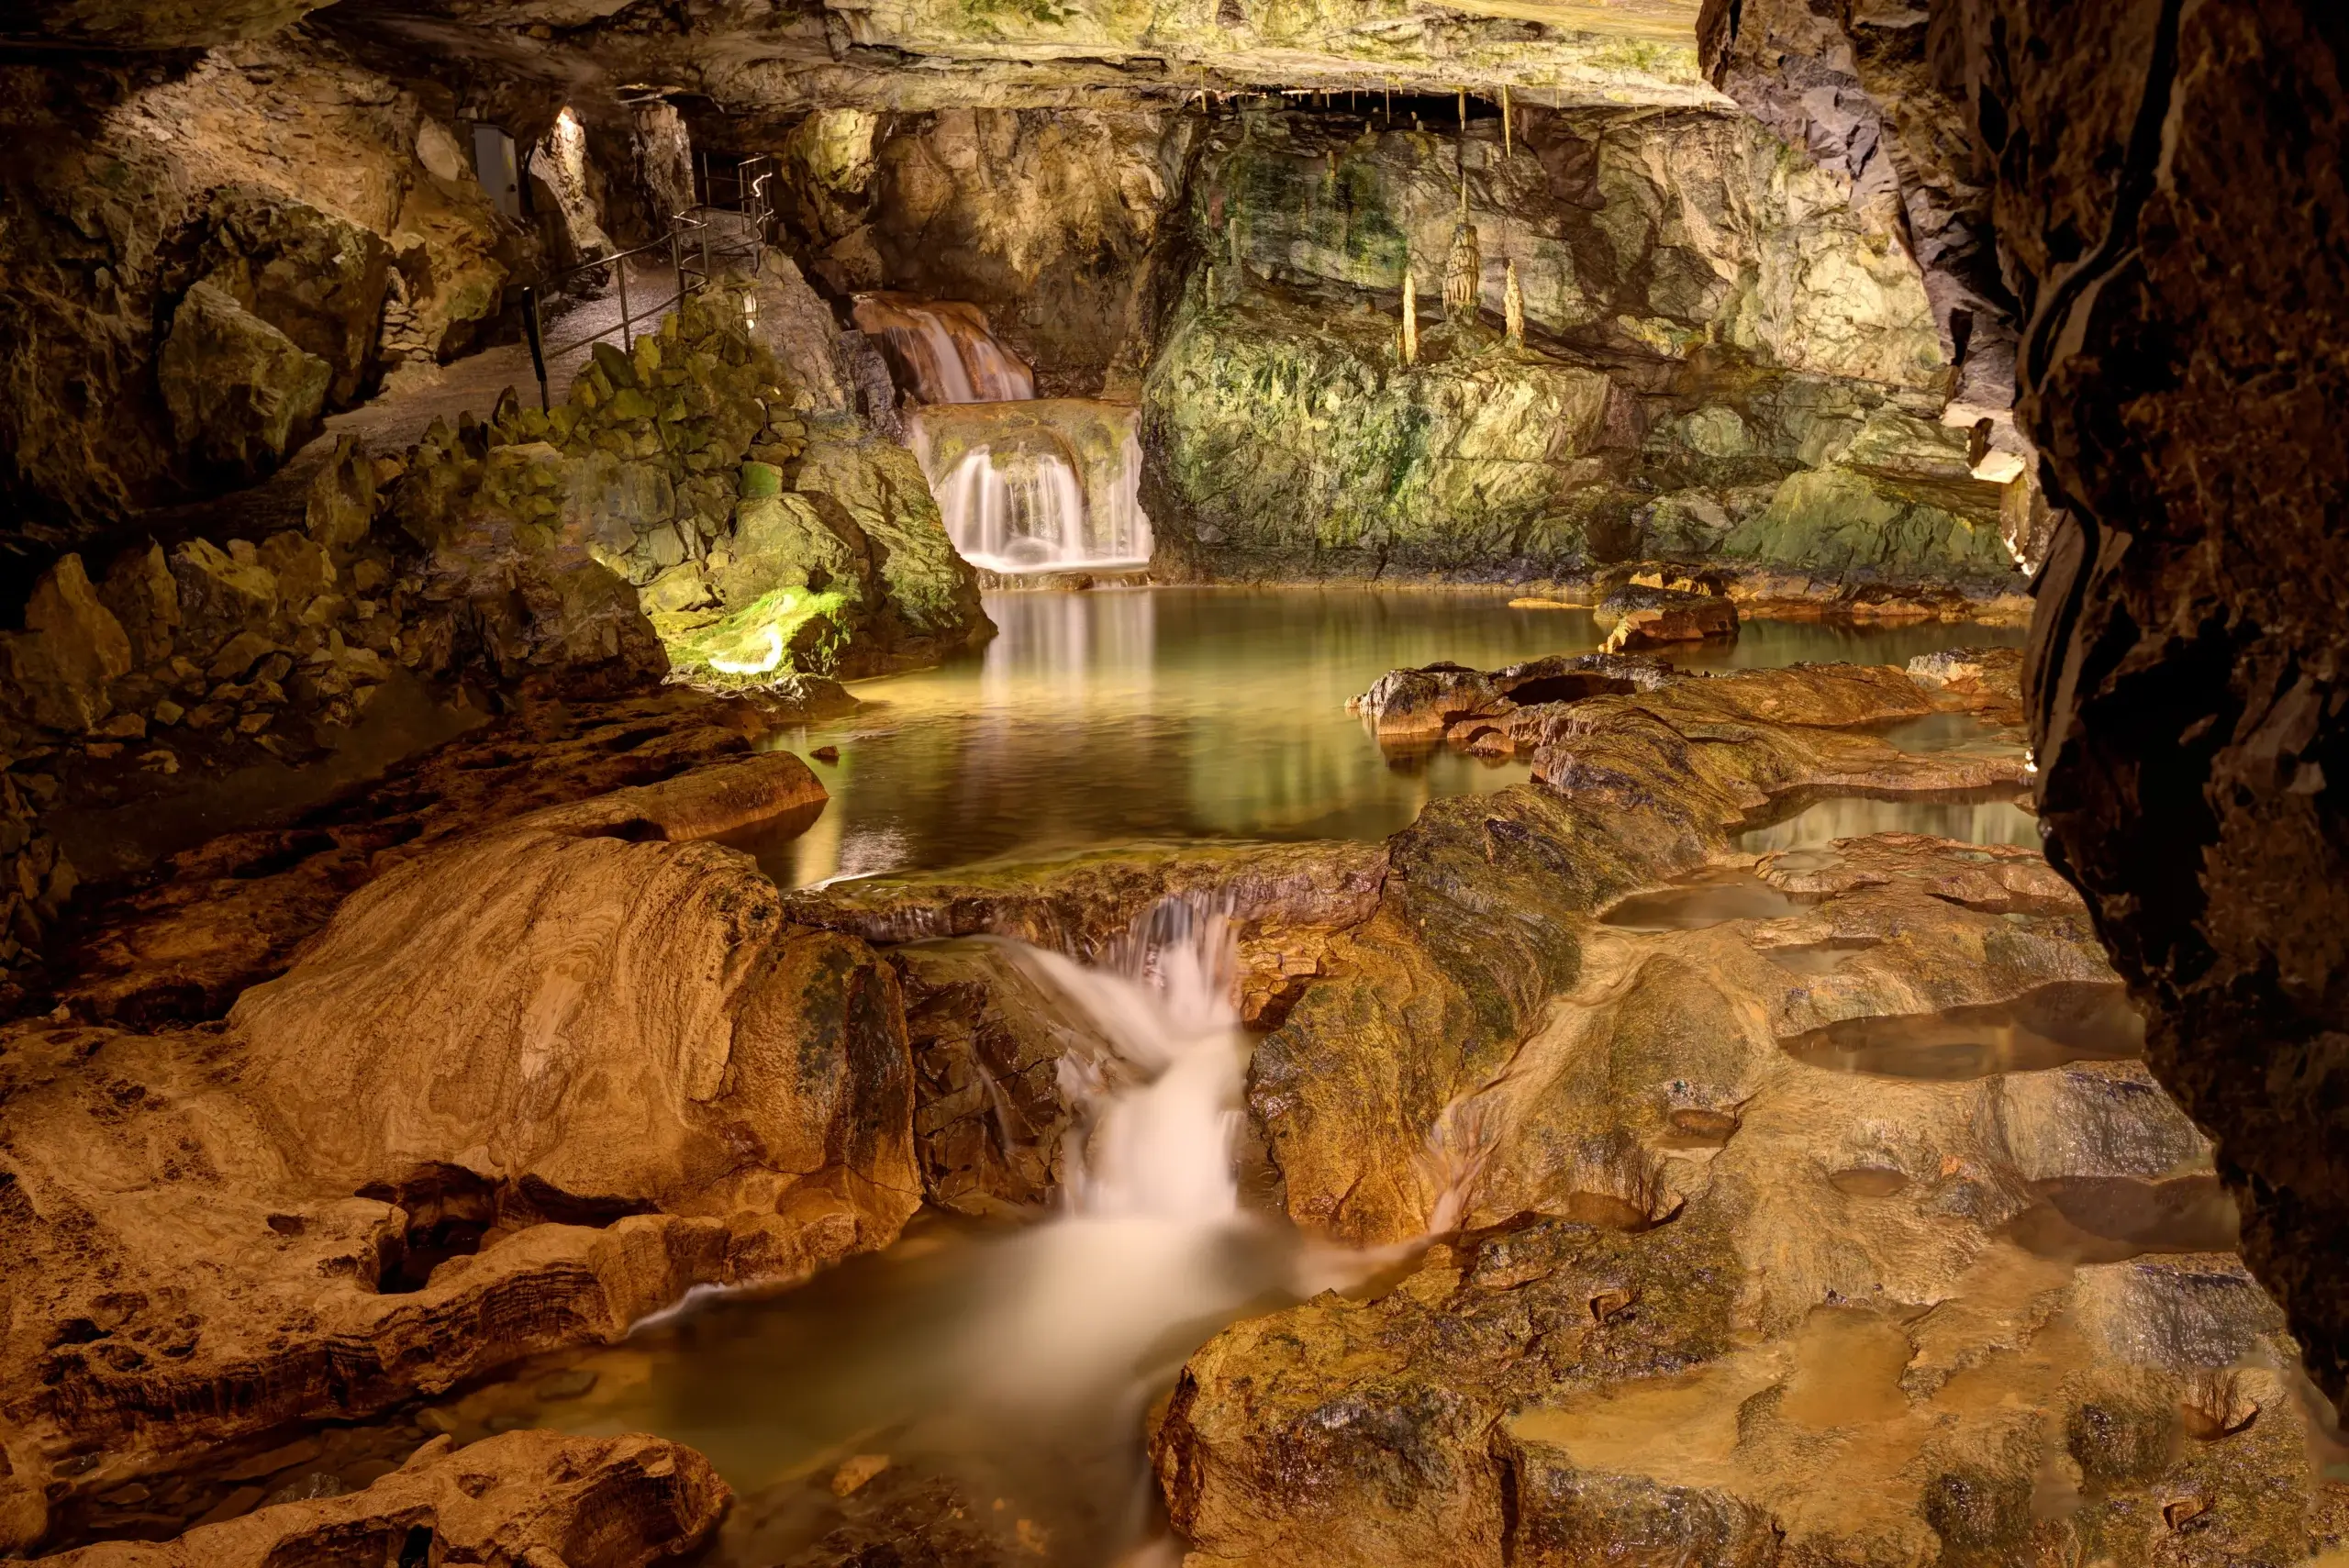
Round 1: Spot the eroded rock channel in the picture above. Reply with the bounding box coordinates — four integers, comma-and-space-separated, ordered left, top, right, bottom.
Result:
4, 3, 2344, 1565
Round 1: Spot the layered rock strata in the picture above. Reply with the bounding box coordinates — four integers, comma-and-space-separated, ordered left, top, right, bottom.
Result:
0, 751, 915, 1553
1154, 657, 2338, 1566
33, 1431, 726, 1568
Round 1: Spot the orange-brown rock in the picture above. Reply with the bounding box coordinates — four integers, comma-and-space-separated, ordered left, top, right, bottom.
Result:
35, 1429, 725, 1568
53, 689, 791, 1028
0, 756, 912, 1552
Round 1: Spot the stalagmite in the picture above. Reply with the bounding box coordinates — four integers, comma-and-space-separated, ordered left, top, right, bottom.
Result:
1443, 187, 1481, 324
1401, 266, 1419, 364
1504, 259, 1523, 345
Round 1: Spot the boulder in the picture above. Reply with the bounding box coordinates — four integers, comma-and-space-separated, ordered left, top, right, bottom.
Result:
169, 538, 279, 654
1594, 584, 1740, 651
0, 553, 132, 732
158, 281, 331, 481
98, 543, 181, 668
195, 185, 391, 406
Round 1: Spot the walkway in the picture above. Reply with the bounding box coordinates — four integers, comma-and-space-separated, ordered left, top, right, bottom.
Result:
137, 250, 707, 546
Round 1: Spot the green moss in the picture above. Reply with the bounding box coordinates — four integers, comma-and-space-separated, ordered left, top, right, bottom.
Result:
661, 585, 856, 682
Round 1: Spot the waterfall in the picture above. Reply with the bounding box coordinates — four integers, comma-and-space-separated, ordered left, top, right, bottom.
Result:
908, 404, 1155, 573
851, 293, 1035, 404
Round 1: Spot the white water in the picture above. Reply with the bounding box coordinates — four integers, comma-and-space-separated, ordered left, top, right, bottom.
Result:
918, 422, 1154, 574
852, 294, 1035, 404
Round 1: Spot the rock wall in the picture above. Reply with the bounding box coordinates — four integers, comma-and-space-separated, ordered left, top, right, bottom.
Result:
0, 37, 532, 533
0, 254, 984, 1010
378, 265, 990, 684
1705, 0, 2349, 1402
773, 106, 1197, 397
1139, 105, 2026, 599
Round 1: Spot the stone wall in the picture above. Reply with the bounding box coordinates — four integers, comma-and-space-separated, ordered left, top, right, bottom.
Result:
1138, 105, 2027, 601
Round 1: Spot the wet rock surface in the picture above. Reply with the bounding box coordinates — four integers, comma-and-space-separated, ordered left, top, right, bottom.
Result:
1139, 109, 2025, 599
1702, 0, 2349, 1404
0, 751, 910, 1551
33, 1429, 726, 1568
1157, 661, 2340, 1564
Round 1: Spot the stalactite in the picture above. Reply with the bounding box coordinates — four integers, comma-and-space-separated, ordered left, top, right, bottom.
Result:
1504, 259, 1524, 345
1502, 84, 1512, 158
1402, 266, 1419, 364
1444, 185, 1481, 324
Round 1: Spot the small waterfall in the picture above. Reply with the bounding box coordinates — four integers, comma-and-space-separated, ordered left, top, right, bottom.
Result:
909, 404, 1154, 573
852, 293, 1035, 404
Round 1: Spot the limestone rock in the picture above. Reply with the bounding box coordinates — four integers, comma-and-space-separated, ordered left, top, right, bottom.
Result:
169, 539, 279, 656
29, 1430, 724, 1567
158, 281, 331, 482
1349, 653, 1670, 743
1, 757, 908, 1537
1595, 584, 1740, 652
97, 543, 181, 668
0, 554, 132, 733
195, 185, 390, 406
304, 433, 378, 551
749, 249, 855, 417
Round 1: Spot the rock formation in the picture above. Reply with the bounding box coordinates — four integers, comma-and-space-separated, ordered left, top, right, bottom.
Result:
33, 1430, 726, 1568
0, 751, 914, 1551
1700, 0, 2349, 1405
1139, 106, 2026, 600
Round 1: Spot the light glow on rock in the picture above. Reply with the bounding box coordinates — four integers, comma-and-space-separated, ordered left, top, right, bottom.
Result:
709, 624, 785, 674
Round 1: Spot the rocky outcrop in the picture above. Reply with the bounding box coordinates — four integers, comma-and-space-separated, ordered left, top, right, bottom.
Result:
0, 753, 912, 1551
1140, 108, 2021, 596
34, 1430, 726, 1568
1593, 582, 1739, 651
52, 687, 799, 1026
783, 840, 1389, 1211
383, 278, 988, 686
1699, 0, 2349, 1406
0, 38, 529, 531
1154, 661, 2332, 1566
783, 108, 1198, 396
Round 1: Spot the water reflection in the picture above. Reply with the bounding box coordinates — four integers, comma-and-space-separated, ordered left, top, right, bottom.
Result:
740, 590, 2027, 887
1739, 794, 2040, 853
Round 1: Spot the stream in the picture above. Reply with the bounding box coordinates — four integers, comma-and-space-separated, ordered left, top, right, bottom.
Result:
45, 590, 2036, 1562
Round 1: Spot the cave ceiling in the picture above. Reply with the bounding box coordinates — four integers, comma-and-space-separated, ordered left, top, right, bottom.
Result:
17, 0, 1719, 117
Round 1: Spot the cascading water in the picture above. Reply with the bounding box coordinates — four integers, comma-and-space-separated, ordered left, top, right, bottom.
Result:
346, 892, 1473, 1564
852, 293, 1036, 404
908, 406, 1154, 573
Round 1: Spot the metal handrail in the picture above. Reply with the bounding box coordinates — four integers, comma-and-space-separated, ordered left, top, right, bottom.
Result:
517, 198, 766, 412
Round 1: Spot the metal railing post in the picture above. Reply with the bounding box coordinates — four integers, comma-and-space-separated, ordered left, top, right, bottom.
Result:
670, 220, 685, 303
522, 285, 550, 411
699, 223, 712, 290
617, 253, 631, 350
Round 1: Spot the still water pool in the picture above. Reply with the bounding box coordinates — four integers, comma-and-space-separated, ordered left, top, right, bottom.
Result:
745, 589, 2029, 886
